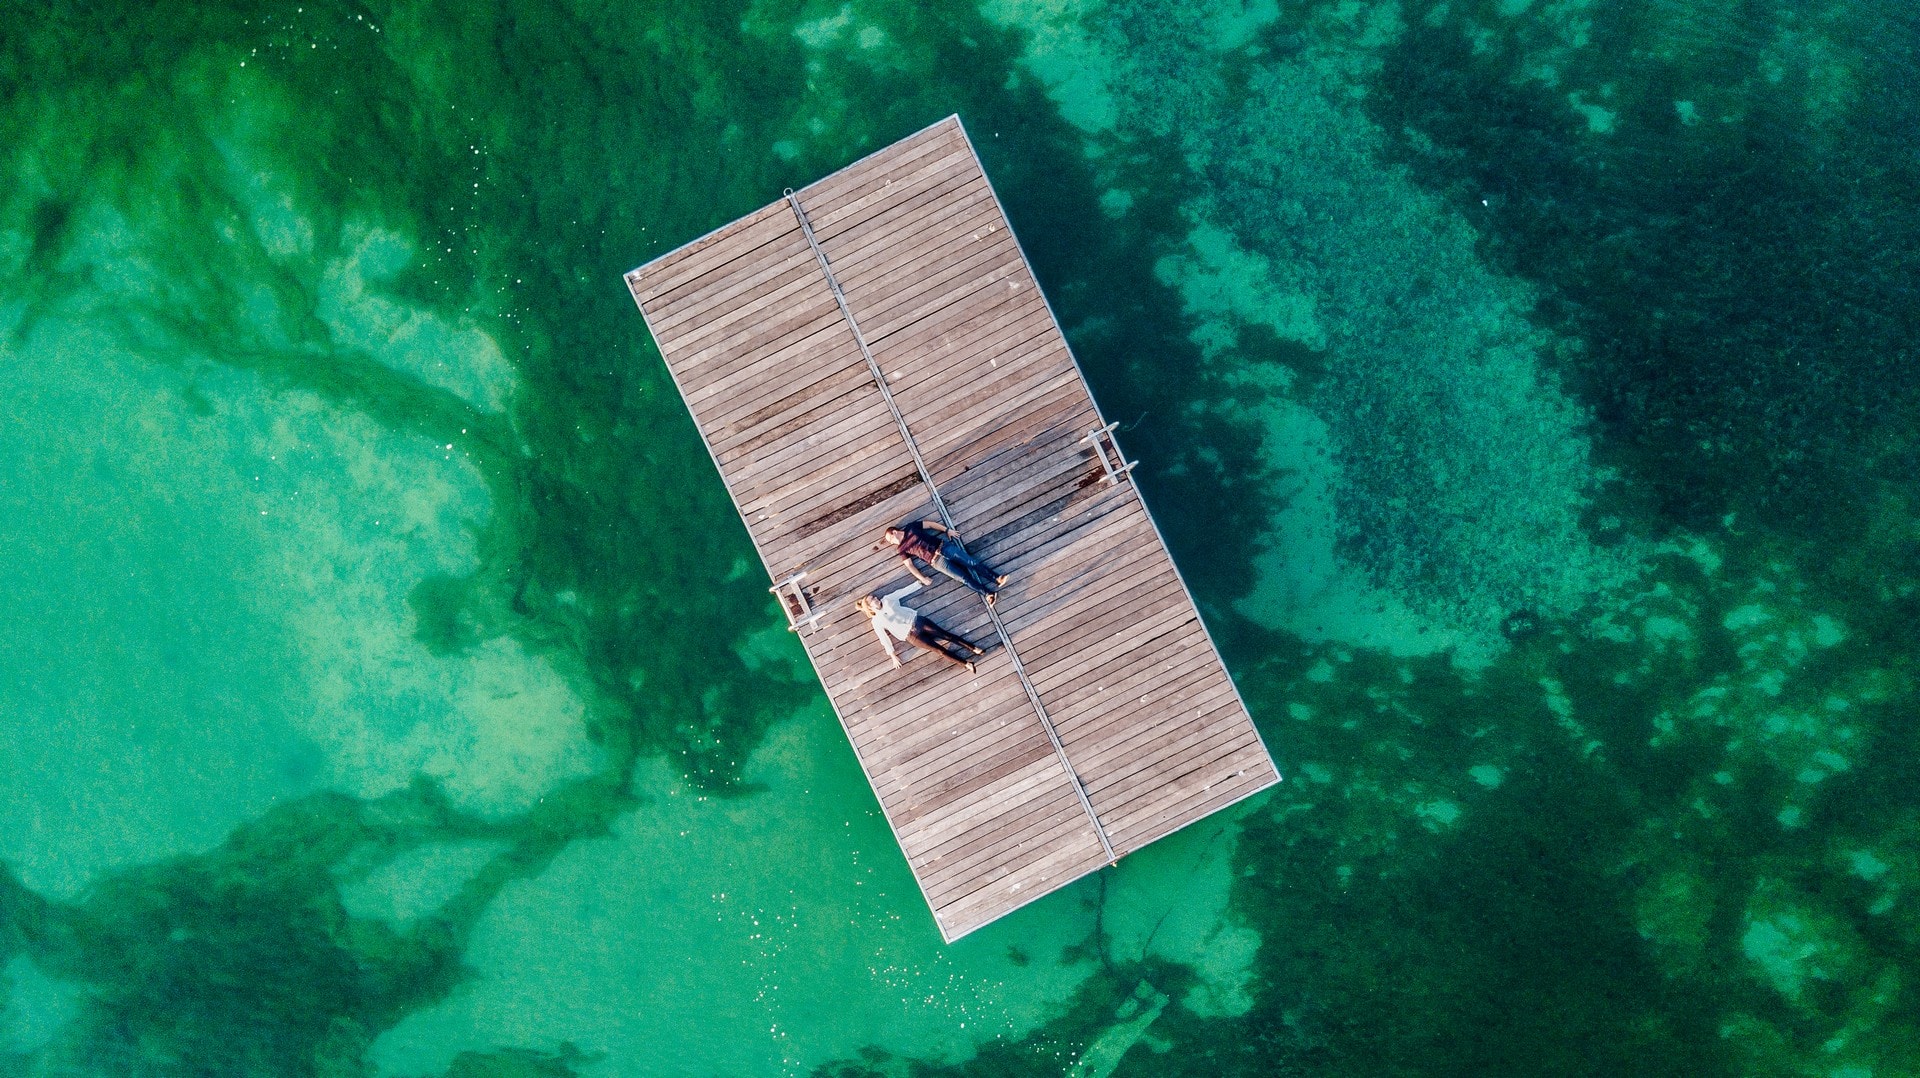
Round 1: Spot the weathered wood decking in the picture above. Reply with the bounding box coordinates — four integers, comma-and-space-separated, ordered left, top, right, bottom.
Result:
625, 115, 1280, 941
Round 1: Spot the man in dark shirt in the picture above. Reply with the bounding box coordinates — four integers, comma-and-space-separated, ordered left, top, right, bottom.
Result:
881, 519, 1009, 604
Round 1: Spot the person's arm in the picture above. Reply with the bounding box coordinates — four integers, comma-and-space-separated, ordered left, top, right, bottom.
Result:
884, 580, 924, 603
871, 620, 901, 668
922, 519, 951, 536
901, 555, 933, 585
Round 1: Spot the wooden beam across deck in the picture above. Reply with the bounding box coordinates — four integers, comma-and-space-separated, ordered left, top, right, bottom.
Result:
625, 115, 1280, 942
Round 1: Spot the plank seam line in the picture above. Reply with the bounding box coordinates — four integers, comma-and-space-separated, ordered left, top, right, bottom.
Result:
784, 187, 1117, 866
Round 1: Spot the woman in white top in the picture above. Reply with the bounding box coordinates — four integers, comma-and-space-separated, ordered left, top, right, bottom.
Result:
856, 581, 986, 672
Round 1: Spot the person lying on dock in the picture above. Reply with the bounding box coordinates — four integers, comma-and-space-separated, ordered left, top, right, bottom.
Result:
857, 582, 987, 673
881, 520, 1009, 605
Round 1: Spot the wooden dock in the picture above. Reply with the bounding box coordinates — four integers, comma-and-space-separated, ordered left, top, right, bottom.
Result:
625, 115, 1279, 941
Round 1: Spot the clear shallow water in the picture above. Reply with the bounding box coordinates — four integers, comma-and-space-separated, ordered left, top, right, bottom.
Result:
3, 1, 1916, 1075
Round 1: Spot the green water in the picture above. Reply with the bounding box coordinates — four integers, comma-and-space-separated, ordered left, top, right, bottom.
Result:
3, 0, 1916, 1074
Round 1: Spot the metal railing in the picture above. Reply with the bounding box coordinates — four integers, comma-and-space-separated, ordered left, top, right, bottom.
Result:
1082, 421, 1138, 486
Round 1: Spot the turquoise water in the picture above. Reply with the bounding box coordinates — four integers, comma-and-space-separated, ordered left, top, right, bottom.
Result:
3, 0, 1917, 1074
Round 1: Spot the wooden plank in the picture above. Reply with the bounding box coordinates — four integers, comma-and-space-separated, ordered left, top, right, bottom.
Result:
1100, 733, 1273, 821
705, 336, 863, 437
717, 385, 891, 472
933, 419, 1103, 535
894, 321, 1072, 414
809, 140, 973, 236
932, 837, 1109, 931
657, 240, 830, 351
1040, 653, 1220, 731
865, 690, 1037, 782
696, 330, 860, 431
897, 755, 1074, 850
897, 738, 1060, 825
923, 805, 1090, 899
1111, 755, 1276, 840
919, 368, 1093, 470
1088, 751, 1265, 852
1002, 517, 1172, 601
1081, 702, 1254, 792
1025, 611, 1199, 704
1106, 768, 1273, 857
629, 202, 795, 307
923, 809, 1100, 902
667, 289, 843, 385
893, 347, 1080, 463
880, 718, 1050, 809
714, 365, 875, 453
702, 321, 861, 413
993, 509, 1155, 603
870, 268, 1039, 350
989, 514, 1151, 619
863, 680, 1035, 774
796, 122, 961, 210
1004, 549, 1187, 652
1021, 618, 1198, 710
921, 800, 1094, 896
1098, 736, 1274, 838
788, 465, 924, 525
831, 192, 1001, 296
895, 751, 1066, 846
826, 180, 997, 285
874, 718, 1046, 801
719, 395, 898, 476
799, 125, 968, 230
678, 308, 849, 409
1017, 577, 1194, 672
819, 167, 988, 262
865, 281, 1046, 370
1048, 654, 1223, 731
906, 775, 1081, 878
857, 235, 1026, 342
1078, 694, 1251, 788
626, 114, 1277, 942
813, 165, 981, 253
734, 443, 907, 527
740, 422, 909, 509
919, 796, 1089, 894
648, 241, 817, 331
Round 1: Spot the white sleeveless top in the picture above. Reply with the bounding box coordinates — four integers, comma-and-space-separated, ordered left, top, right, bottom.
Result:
868, 581, 922, 643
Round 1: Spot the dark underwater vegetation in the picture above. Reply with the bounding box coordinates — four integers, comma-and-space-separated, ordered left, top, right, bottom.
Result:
2, 0, 1917, 1074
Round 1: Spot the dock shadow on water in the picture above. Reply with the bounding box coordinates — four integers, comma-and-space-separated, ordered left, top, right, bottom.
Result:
3, 0, 1917, 1075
